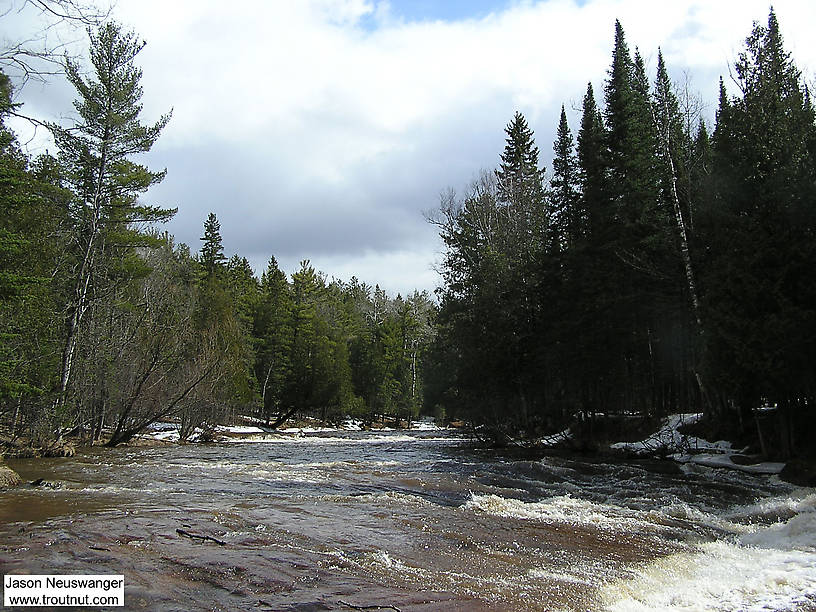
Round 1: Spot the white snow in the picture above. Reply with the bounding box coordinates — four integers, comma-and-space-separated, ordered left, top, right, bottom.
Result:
610, 413, 726, 456
536, 427, 572, 447
138, 416, 447, 442
610, 413, 786, 477
215, 425, 267, 434
672, 452, 785, 475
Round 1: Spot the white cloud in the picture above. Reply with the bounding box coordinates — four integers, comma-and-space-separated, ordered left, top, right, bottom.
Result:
6, 0, 816, 295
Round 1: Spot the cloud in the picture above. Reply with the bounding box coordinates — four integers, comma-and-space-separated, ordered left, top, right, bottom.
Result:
7, 0, 816, 294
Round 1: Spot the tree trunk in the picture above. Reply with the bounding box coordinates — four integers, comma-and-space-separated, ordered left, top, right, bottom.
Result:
56, 120, 111, 412
651, 99, 713, 416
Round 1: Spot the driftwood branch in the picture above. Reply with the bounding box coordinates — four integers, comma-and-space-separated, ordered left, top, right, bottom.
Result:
175, 528, 226, 546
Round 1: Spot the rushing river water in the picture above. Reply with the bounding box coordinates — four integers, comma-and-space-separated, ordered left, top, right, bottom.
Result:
2, 430, 815, 611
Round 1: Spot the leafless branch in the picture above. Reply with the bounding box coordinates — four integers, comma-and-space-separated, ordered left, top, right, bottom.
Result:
1, 0, 111, 89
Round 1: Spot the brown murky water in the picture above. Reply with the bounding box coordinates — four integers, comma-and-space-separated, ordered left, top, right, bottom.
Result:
1, 431, 813, 611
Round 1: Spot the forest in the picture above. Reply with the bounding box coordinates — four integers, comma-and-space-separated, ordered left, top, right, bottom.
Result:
0, 21, 435, 450
1, 7, 815, 460
427, 9, 816, 459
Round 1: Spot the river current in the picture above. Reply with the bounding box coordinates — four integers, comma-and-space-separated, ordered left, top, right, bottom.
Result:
2, 430, 815, 611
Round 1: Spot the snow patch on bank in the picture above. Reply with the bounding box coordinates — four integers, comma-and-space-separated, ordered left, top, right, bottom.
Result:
536, 427, 573, 447
673, 453, 785, 475
137, 416, 448, 443
216, 425, 267, 434
610, 413, 726, 455
610, 413, 786, 476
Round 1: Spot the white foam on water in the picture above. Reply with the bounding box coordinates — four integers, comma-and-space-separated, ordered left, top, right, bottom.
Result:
246, 468, 329, 483
653, 502, 752, 536
463, 493, 648, 532
527, 567, 598, 588
724, 489, 816, 523
739, 509, 816, 551
317, 491, 435, 513
601, 509, 816, 611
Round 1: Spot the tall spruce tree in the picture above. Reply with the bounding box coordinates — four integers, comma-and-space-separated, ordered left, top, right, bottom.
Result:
496, 111, 544, 205
550, 105, 580, 250
495, 111, 547, 255
576, 82, 607, 241
254, 256, 293, 424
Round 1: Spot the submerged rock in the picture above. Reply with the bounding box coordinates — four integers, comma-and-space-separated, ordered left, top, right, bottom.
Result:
0, 463, 22, 488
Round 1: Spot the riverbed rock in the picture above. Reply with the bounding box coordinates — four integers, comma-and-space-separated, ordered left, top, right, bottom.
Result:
0, 463, 22, 488
780, 458, 816, 487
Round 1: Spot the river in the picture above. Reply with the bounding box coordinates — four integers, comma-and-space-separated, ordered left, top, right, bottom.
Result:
2, 430, 815, 611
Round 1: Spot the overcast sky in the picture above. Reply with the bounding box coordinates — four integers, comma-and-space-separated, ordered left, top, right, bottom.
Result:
5, 0, 816, 296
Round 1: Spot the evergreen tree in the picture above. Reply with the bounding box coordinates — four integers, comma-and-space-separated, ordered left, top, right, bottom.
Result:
604, 20, 635, 204
253, 257, 293, 424
199, 212, 226, 278
50, 21, 174, 411
706, 9, 816, 453
550, 105, 580, 249
496, 111, 545, 206
495, 111, 547, 256
0, 73, 67, 405
576, 82, 607, 240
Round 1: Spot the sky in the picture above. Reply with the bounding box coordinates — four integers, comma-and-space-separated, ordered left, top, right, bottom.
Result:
4, 0, 816, 296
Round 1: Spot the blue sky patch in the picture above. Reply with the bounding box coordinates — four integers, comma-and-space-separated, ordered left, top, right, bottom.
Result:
385, 0, 514, 23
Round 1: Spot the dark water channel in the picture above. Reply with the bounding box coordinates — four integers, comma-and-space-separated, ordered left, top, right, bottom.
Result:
2, 430, 815, 611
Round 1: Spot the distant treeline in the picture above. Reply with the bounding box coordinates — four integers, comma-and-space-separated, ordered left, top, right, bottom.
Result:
0, 22, 435, 448
426, 10, 816, 458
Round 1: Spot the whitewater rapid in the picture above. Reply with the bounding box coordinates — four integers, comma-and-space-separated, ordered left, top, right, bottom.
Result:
2, 430, 814, 610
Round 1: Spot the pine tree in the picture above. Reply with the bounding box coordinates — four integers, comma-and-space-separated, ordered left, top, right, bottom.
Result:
50, 22, 174, 409
495, 111, 547, 255
604, 20, 635, 203
199, 212, 226, 279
